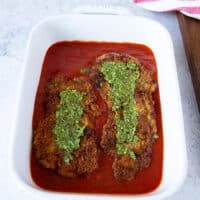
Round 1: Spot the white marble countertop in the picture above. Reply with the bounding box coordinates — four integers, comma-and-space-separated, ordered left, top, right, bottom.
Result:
0, 0, 200, 199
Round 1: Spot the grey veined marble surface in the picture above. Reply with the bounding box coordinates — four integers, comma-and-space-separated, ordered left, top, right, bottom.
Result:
0, 0, 200, 199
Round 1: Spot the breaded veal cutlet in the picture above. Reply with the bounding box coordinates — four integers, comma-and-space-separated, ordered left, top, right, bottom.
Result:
89, 53, 158, 180
33, 75, 100, 178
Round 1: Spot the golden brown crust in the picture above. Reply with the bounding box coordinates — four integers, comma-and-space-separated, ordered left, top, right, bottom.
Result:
33, 113, 58, 170
89, 53, 157, 180
33, 75, 100, 177
113, 155, 139, 181
100, 112, 117, 156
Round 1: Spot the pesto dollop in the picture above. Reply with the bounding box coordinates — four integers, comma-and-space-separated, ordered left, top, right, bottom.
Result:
101, 61, 140, 160
53, 89, 85, 163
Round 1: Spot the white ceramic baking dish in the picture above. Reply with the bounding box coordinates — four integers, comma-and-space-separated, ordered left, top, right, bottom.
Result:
9, 6, 187, 200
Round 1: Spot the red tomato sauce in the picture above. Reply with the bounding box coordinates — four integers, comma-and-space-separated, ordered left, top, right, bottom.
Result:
31, 41, 163, 194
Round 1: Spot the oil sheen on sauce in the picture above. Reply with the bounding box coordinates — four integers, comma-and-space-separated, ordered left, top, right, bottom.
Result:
31, 41, 163, 194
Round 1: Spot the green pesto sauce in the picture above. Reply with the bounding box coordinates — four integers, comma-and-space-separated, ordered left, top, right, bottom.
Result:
53, 89, 85, 163
101, 61, 140, 160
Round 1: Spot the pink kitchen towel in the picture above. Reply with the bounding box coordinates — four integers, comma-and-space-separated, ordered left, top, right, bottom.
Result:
133, 0, 200, 20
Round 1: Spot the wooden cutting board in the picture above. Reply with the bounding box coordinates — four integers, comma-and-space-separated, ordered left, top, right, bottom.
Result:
177, 13, 200, 111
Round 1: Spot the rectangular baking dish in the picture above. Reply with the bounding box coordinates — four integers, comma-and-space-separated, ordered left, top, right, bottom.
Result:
9, 7, 187, 200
